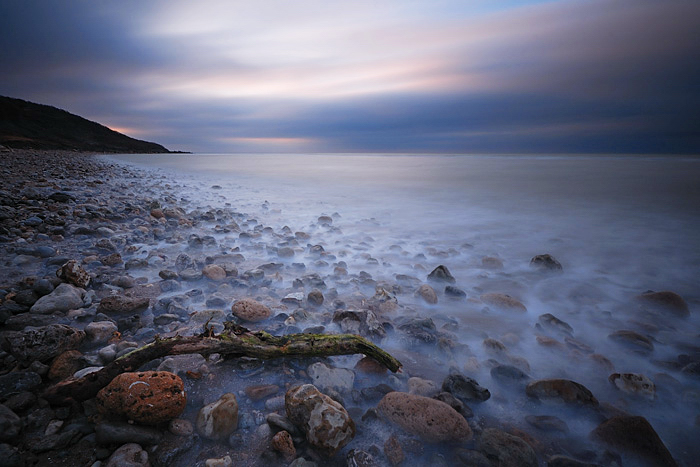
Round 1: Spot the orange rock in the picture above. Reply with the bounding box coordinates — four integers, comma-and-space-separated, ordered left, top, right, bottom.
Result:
97, 371, 186, 425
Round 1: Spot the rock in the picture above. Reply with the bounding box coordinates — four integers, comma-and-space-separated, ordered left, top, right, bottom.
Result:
333, 309, 386, 339
480, 293, 527, 312
307, 289, 324, 307
278, 247, 295, 258
433, 391, 473, 418
196, 393, 239, 441
442, 372, 490, 403
95, 420, 163, 445
307, 362, 355, 392
427, 265, 455, 283
48, 350, 85, 381
609, 373, 656, 400
0, 371, 42, 399
205, 456, 233, 467
244, 384, 279, 401
637, 291, 689, 318
591, 415, 677, 466
33, 278, 55, 296
57, 260, 91, 287
0, 405, 22, 442
384, 435, 405, 466
347, 449, 377, 467
26, 427, 82, 453
477, 428, 538, 467
4, 391, 36, 413
97, 371, 186, 424
282, 292, 305, 306
530, 254, 563, 271
445, 285, 467, 298
482, 256, 504, 269
85, 321, 118, 344
525, 379, 598, 407
490, 364, 530, 383
272, 430, 296, 462
546, 455, 599, 467
318, 215, 333, 225
105, 443, 149, 467
538, 313, 573, 335
415, 284, 438, 304
285, 384, 356, 457
202, 264, 226, 281
29, 283, 84, 314
608, 330, 654, 353
377, 391, 472, 443
0, 443, 22, 467
525, 415, 569, 433
455, 449, 491, 467
179, 268, 203, 281
408, 377, 439, 397
168, 418, 194, 436
97, 295, 150, 314
1, 324, 85, 364
231, 298, 271, 322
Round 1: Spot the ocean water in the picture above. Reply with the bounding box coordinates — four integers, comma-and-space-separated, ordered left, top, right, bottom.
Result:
107, 153, 700, 463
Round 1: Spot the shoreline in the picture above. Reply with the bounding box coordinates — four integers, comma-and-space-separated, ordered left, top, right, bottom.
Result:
0, 149, 698, 466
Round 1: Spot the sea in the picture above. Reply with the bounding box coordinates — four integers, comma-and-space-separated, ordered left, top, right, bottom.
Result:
107, 152, 700, 464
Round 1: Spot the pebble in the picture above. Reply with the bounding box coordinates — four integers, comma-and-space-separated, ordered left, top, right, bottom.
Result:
591, 415, 676, 466
427, 265, 456, 283
231, 298, 271, 322
0, 405, 22, 442
196, 393, 239, 441
415, 284, 438, 304
85, 321, 118, 344
442, 371, 491, 403
3, 324, 85, 364
307, 362, 355, 393
285, 384, 356, 457
480, 293, 527, 312
272, 430, 297, 462
104, 443, 149, 467
95, 420, 163, 445
609, 373, 656, 400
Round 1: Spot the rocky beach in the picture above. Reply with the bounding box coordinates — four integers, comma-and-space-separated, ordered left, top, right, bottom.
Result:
0, 149, 699, 467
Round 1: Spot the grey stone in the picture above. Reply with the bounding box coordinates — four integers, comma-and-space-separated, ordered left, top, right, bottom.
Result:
30, 283, 84, 314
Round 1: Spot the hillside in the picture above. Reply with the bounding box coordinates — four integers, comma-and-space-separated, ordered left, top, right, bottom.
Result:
0, 96, 171, 153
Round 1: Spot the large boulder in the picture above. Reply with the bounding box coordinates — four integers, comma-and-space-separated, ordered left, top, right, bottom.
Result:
285, 384, 356, 457
377, 391, 472, 443
97, 371, 186, 425
525, 379, 598, 407
29, 283, 84, 314
1, 324, 85, 365
196, 393, 239, 441
591, 415, 677, 466
231, 298, 271, 322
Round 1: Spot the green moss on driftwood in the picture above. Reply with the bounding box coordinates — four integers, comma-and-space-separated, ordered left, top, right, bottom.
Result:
44, 323, 402, 405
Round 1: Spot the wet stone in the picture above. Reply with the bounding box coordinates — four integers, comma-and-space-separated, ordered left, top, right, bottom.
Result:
377, 391, 472, 443
96, 371, 186, 424
609, 373, 656, 400
2, 324, 85, 365
415, 284, 438, 304
608, 330, 654, 353
530, 253, 563, 271
444, 285, 466, 299
591, 415, 677, 466
538, 313, 573, 335
637, 290, 690, 318
525, 379, 598, 407
197, 393, 239, 441
104, 443, 149, 467
480, 293, 527, 312
477, 428, 538, 467
442, 371, 491, 403
427, 265, 456, 283
525, 415, 569, 433
231, 298, 271, 322
95, 420, 164, 446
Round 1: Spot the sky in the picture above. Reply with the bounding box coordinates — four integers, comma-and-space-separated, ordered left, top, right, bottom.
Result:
1, 0, 699, 154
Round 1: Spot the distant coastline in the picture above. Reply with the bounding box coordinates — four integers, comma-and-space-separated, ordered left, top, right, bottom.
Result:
0, 95, 184, 154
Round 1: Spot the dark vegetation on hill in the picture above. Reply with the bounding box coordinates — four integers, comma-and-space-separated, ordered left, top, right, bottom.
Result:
0, 95, 174, 153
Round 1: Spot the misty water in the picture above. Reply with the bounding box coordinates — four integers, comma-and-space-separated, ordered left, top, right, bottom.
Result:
108, 153, 700, 464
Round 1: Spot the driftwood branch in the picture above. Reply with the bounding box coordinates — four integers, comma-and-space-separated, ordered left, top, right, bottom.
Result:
44, 323, 402, 405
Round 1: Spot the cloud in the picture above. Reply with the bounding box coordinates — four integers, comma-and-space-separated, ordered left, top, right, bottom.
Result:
0, 0, 698, 153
